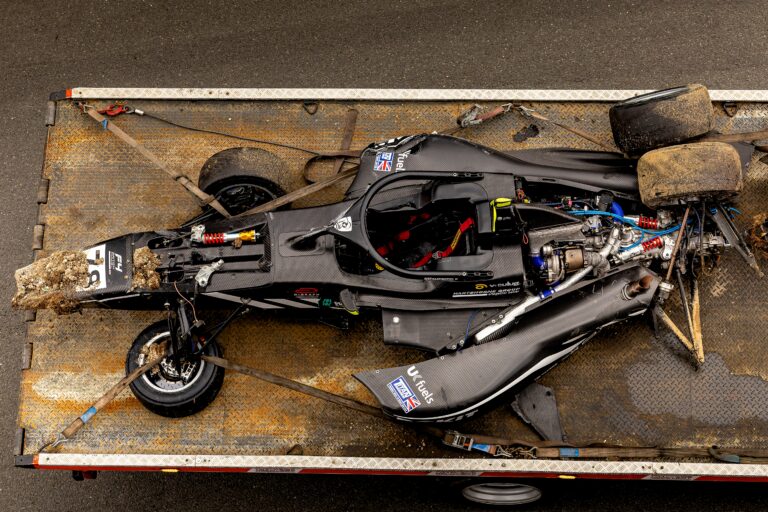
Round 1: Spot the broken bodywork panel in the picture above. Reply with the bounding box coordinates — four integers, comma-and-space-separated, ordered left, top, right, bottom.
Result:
356, 265, 659, 422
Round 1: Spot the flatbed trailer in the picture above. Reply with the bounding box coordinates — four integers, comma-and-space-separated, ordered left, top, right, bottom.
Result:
13, 88, 768, 485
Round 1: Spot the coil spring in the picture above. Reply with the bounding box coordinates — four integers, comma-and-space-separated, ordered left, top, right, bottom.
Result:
641, 237, 663, 252
637, 215, 658, 229
203, 233, 226, 245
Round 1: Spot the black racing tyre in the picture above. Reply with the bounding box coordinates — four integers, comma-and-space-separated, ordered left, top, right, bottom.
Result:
637, 142, 743, 208
126, 321, 225, 418
461, 482, 542, 507
609, 84, 714, 156
198, 147, 287, 214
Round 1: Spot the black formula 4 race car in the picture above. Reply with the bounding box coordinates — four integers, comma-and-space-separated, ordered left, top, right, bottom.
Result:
15, 85, 765, 423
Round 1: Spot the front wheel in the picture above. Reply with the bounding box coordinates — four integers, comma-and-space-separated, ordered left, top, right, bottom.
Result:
126, 321, 225, 418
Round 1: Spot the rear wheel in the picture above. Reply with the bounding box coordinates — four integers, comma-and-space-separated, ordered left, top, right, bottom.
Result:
610, 84, 714, 156
126, 321, 225, 418
637, 142, 743, 208
203, 175, 285, 215
196, 147, 287, 218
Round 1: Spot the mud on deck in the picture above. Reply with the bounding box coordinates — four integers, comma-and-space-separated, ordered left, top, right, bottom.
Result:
18, 98, 768, 458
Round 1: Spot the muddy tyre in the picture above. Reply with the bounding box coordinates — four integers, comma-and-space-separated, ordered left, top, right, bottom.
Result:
126, 321, 225, 418
198, 147, 287, 215
637, 142, 743, 208
610, 84, 714, 156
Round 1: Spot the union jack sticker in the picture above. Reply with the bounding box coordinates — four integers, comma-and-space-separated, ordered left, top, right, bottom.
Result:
387, 376, 421, 413
374, 151, 393, 172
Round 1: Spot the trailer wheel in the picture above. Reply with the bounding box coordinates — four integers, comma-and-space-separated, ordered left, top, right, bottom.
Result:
126, 321, 225, 418
461, 482, 542, 506
637, 142, 743, 208
198, 147, 287, 215
609, 84, 714, 156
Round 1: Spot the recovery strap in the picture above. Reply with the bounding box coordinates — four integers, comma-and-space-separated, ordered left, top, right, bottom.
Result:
84, 108, 234, 218
38, 344, 168, 452
35, 350, 768, 463
81, 103, 363, 219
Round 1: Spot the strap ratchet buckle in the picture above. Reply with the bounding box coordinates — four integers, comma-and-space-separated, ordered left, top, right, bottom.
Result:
443, 430, 475, 451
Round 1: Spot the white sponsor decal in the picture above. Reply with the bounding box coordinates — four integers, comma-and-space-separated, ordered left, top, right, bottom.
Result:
110, 251, 123, 273
395, 150, 410, 172
406, 365, 435, 404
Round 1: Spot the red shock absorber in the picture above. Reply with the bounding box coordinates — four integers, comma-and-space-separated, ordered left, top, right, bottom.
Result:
637, 215, 659, 229
202, 232, 226, 245
641, 236, 663, 252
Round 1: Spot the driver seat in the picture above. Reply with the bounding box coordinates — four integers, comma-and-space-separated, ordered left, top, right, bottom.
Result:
371, 199, 479, 270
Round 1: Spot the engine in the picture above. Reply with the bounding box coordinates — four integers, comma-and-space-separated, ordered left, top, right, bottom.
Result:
521, 194, 729, 291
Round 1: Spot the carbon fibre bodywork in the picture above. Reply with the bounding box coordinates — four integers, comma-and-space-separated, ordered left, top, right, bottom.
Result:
348, 134, 639, 200
80, 134, 639, 312
356, 265, 659, 422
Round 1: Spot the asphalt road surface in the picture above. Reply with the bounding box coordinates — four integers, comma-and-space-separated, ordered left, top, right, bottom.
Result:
2, 1, 768, 510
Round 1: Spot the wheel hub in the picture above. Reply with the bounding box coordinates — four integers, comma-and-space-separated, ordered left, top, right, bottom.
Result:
158, 357, 199, 382
217, 183, 276, 214
138, 333, 206, 393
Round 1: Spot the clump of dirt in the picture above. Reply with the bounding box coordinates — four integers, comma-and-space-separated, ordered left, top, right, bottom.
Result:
12, 251, 88, 314
140, 340, 168, 375
130, 247, 161, 291
513, 123, 540, 143
141, 340, 168, 361
749, 214, 768, 257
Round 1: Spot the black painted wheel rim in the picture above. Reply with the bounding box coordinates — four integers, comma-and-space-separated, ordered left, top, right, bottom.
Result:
215, 182, 278, 215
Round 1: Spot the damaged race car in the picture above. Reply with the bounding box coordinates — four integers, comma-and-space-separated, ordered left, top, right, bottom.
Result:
13, 84, 764, 422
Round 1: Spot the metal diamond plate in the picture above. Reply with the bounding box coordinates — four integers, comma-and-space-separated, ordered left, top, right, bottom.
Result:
68, 88, 768, 102
18, 96, 768, 472
35, 453, 768, 479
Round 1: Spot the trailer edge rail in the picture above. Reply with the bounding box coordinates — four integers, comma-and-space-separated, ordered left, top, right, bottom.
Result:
53, 87, 768, 102
14, 453, 768, 482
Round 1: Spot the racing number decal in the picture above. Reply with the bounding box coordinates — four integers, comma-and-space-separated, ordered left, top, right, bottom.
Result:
78, 244, 107, 291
